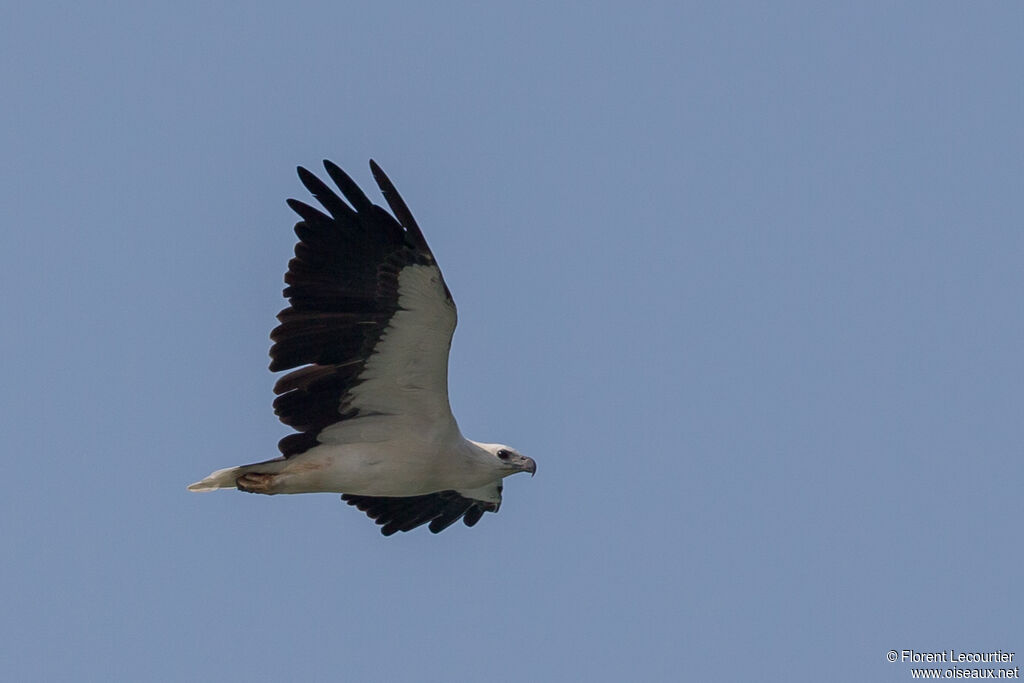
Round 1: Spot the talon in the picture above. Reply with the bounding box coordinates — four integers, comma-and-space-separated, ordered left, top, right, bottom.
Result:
236, 473, 278, 494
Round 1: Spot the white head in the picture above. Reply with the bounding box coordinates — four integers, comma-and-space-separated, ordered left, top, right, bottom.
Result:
470, 441, 537, 478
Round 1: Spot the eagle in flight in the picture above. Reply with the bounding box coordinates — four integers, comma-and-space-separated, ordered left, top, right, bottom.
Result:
189, 160, 535, 535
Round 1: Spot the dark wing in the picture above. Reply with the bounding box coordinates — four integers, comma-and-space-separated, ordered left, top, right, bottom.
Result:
342, 488, 501, 536
270, 160, 456, 458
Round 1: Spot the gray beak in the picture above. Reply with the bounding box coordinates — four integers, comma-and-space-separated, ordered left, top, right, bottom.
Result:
522, 456, 537, 476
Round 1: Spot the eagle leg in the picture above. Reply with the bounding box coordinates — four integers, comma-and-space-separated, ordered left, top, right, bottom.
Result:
236, 473, 280, 495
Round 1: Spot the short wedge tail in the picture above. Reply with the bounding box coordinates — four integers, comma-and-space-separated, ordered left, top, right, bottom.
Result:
188, 466, 245, 492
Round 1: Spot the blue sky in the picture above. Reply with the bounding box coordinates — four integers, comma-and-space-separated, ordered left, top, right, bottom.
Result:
3, 3, 1022, 681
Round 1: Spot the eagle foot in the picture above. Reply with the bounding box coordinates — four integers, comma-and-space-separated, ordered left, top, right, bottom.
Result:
236, 473, 278, 495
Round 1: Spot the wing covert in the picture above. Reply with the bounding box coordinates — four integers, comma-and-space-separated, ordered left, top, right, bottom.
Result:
270, 161, 457, 457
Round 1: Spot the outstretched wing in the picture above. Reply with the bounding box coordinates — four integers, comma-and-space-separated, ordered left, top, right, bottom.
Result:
270, 160, 458, 458
342, 485, 502, 535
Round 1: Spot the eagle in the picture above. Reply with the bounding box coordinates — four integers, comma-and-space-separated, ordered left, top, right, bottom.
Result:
189, 160, 535, 535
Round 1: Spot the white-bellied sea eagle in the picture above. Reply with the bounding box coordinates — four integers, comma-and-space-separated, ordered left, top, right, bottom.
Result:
188, 160, 535, 535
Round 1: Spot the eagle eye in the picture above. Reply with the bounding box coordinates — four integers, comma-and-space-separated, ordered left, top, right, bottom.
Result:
497, 449, 511, 460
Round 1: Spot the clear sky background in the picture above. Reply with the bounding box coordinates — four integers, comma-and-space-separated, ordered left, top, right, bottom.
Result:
3, 3, 1022, 681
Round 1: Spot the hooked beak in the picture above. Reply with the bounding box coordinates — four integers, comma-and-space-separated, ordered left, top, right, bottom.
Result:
522, 456, 537, 477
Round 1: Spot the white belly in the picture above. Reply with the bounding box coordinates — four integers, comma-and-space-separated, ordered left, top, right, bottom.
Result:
272, 441, 492, 496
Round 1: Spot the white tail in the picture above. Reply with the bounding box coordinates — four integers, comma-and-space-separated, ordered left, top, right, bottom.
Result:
188, 457, 290, 492
187, 466, 244, 492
